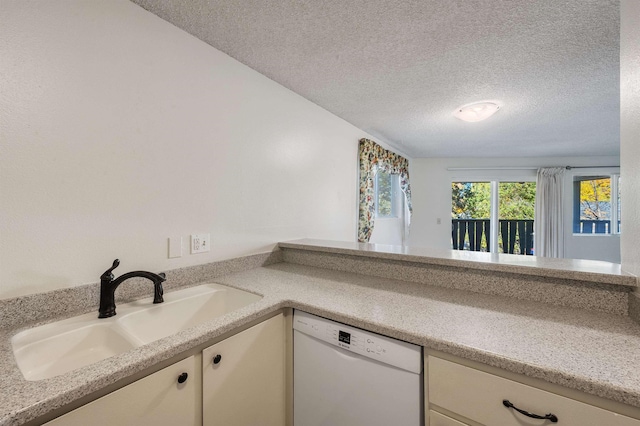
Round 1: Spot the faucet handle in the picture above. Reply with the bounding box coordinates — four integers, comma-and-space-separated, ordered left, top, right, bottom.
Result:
100, 259, 120, 281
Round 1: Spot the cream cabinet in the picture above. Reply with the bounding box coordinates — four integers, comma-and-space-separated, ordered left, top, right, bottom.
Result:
45, 313, 287, 426
428, 355, 640, 426
202, 313, 285, 426
45, 355, 199, 426
430, 410, 470, 426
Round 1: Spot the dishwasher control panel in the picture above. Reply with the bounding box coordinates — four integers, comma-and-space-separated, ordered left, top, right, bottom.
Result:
293, 310, 421, 373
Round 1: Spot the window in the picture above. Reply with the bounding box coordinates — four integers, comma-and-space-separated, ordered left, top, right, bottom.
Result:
451, 182, 490, 251
375, 171, 398, 218
498, 182, 535, 255
451, 181, 535, 254
573, 175, 620, 234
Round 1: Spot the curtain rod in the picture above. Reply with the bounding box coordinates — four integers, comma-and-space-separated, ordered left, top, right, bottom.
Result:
447, 167, 537, 171
446, 165, 619, 171
565, 165, 619, 169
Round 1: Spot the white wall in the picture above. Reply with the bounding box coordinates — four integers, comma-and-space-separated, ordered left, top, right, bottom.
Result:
0, 0, 372, 299
409, 156, 621, 262
621, 0, 640, 277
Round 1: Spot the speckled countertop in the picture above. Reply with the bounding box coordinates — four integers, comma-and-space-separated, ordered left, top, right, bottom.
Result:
2, 249, 640, 424
279, 239, 637, 286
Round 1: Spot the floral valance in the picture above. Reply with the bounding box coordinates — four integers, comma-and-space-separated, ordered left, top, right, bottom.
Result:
358, 138, 412, 242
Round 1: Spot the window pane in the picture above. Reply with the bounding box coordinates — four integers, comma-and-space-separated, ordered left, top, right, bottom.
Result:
574, 177, 611, 234
375, 171, 395, 217
451, 182, 490, 252
497, 182, 536, 255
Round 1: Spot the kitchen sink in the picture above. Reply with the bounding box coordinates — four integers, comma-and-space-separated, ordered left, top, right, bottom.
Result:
116, 284, 262, 344
11, 284, 262, 381
12, 322, 138, 381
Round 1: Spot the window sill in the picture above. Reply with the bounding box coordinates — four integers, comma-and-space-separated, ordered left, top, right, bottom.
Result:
572, 233, 621, 237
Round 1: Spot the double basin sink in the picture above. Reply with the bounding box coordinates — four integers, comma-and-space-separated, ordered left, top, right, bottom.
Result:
11, 284, 262, 381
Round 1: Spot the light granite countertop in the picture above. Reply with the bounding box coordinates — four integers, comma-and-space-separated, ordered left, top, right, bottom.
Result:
279, 239, 637, 287
2, 253, 640, 424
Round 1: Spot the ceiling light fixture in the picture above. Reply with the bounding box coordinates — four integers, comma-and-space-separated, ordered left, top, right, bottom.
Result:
453, 101, 502, 122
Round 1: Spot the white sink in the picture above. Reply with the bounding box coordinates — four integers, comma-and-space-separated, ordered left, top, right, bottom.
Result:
117, 284, 262, 344
11, 284, 262, 381
12, 322, 139, 381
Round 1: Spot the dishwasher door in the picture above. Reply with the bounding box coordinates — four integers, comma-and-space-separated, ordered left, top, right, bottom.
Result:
293, 312, 422, 426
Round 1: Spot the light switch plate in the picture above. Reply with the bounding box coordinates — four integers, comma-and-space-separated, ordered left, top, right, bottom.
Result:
191, 234, 210, 254
168, 236, 182, 258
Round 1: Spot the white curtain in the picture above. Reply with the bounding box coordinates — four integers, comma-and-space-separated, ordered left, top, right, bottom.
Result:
534, 167, 566, 257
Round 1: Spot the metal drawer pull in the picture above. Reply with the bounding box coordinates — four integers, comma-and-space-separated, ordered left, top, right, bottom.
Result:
503, 399, 558, 423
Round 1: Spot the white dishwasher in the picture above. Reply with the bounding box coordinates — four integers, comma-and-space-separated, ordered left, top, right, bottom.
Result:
293, 310, 423, 426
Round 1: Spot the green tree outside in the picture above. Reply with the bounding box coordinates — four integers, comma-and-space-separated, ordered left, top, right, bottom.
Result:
499, 182, 535, 219
452, 182, 535, 219
377, 171, 393, 216
451, 182, 490, 219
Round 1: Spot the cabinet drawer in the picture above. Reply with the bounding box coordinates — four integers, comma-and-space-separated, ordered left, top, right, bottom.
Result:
430, 410, 470, 426
428, 356, 640, 426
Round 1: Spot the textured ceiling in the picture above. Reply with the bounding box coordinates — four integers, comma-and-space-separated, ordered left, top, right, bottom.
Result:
130, 0, 620, 158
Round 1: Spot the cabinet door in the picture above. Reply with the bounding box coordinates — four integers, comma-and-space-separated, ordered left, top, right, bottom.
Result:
203, 314, 285, 426
46, 356, 199, 426
430, 410, 470, 426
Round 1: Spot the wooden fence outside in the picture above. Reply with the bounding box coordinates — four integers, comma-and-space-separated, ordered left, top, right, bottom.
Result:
452, 219, 535, 255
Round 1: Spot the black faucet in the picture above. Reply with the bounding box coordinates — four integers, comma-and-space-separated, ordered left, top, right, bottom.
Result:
98, 259, 167, 318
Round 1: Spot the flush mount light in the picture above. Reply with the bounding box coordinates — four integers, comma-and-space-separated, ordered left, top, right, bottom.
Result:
453, 101, 502, 122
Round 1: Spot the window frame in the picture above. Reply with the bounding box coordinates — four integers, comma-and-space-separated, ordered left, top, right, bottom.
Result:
451, 177, 536, 254
572, 173, 621, 235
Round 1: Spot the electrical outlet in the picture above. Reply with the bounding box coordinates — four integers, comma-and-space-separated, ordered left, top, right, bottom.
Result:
191, 234, 211, 254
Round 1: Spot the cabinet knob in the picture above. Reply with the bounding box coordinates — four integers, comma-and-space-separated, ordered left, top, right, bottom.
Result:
177, 372, 188, 384
213, 354, 222, 365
